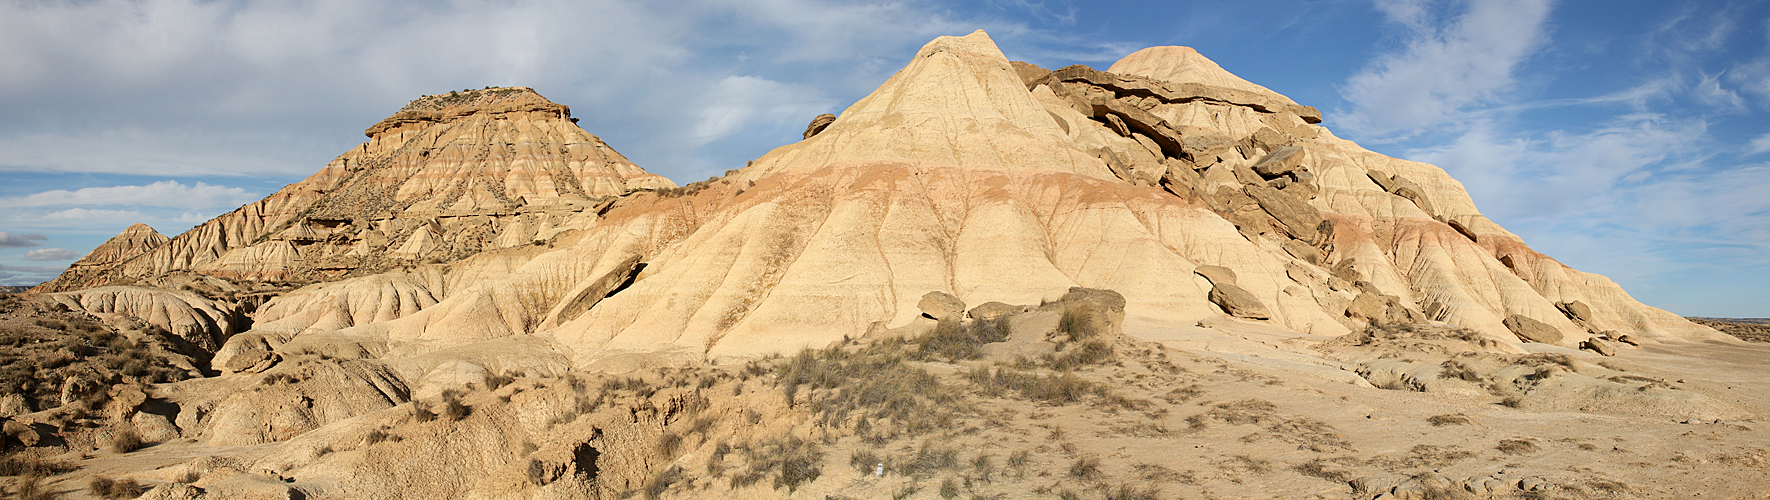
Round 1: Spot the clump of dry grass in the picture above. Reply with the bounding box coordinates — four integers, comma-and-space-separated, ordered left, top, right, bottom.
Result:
775, 343, 963, 440
1497, 439, 1539, 455
1427, 414, 1471, 426
88, 476, 143, 499
110, 427, 145, 453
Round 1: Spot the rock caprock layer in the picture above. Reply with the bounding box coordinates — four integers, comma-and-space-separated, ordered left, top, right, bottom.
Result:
43, 31, 1725, 375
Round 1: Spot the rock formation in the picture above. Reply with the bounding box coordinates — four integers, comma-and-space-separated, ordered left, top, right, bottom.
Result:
9, 29, 1762, 500
34, 87, 674, 292
35, 31, 1727, 374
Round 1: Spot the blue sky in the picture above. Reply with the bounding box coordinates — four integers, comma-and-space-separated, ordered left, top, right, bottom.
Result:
1, 0, 1766, 317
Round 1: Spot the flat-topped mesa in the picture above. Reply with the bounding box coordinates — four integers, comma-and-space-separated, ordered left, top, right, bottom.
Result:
35, 86, 673, 291
363, 87, 572, 138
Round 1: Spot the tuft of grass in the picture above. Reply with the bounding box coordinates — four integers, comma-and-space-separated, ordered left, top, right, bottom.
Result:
917, 317, 1009, 361
735, 436, 823, 492
938, 477, 960, 500
1427, 414, 1471, 426
1204, 399, 1278, 425
110, 427, 145, 453
642, 465, 682, 500
89, 476, 143, 499
776, 344, 964, 439
850, 449, 882, 475
1292, 458, 1353, 483
1104, 483, 1161, 500
0, 454, 77, 477
439, 390, 470, 421
1497, 439, 1539, 455
1068, 456, 1102, 480
967, 367, 1110, 405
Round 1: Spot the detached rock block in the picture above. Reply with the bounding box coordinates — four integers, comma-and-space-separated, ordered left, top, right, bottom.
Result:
1503, 315, 1565, 345
918, 291, 966, 321
1209, 283, 1271, 320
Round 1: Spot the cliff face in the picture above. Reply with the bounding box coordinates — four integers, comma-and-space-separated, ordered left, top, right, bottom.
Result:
35, 87, 674, 292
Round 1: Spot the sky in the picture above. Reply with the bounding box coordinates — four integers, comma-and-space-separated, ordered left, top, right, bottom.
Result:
0, 0, 1766, 317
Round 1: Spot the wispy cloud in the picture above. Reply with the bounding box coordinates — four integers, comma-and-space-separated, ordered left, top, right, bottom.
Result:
1751, 132, 1770, 155
23, 248, 79, 262
0, 181, 260, 210
0, 232, 48, 249
1337, 0, 1555, 138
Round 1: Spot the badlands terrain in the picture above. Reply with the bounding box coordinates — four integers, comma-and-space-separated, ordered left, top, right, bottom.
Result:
3, 30, 1767, 499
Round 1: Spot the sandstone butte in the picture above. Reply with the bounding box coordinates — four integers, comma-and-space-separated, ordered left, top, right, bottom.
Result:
10, 30, 1759, 499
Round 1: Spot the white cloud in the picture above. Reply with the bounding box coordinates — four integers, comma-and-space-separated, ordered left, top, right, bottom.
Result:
0, 181, 260, 210
23, 248, 80, 261
38, 208, 145, 221
1751, 132, 1770, 155
688, 76, 835, 148
0, 232, 48, 249
1337, 0, 1554, 138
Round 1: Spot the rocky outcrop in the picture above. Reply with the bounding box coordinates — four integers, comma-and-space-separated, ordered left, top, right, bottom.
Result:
49, 286, 236, 350
36, 30, 1726, 377
802, 113, 835, 139
34, 87, 675, 291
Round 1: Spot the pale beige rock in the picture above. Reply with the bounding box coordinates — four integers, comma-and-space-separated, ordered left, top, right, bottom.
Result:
1193, 265, 1237, 286
1504, 314, 1565, 345
69, 222, 167, 268
1209, 283, 1272, 320
917, 291, 967, 320
802, 113, 835, 139
50, 286, 236, 350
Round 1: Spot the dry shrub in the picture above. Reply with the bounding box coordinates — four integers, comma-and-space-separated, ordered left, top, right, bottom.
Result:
440, 390, 470, 421
776, 344, 961, 438
736, 436, 822, 492
1497, 439, 1539, 455
1292, 458, 1354, 482
1046, 340, 1113, 371
1068, 456, 1102, 480
110, 427, 144, 453
1438, 360, 1483, 382
1104, 483, 1161, 500
967, 367, 1109, 405
938, 477, 959, 500
14, 472, 55, 500
1204, 399, 1278, 425
89, 476, 143, 499
642, 465, 683, 500
849, 449, 882, 475
891, 441, 960, 476
917, 317, 1009, 361
1427, 414, 1471, 426
0, 454, 75, 477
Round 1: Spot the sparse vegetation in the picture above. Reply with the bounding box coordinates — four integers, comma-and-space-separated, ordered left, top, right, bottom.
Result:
1497, 439, 1539, 455
110, 427, 145, 453
89, 476, 143, 499
1428, 414, 1472, 426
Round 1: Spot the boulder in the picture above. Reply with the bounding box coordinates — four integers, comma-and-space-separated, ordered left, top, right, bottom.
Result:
968, 302, 1025, 322
1281, 239, 1326, 265
224, 348, 281, 374
1503, 315, 1565, 345
1009, 60, 1052, 89
918, 291, 967, 321
1250, 127, 1289, 151
1251, 145, 1306, 178
1193, 265, 1237, 286
1180, 134, 1236, 161
802, 113, 836, 139
1208, 283, 1271, 320
1244, 184, 1323, 242
1581, 338, 1617, 356
1557, 301, 1594, 323
1366, 169, 1396, 192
